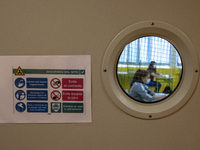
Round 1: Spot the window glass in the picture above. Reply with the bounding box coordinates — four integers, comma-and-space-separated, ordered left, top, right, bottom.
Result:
117, 36, 183, 103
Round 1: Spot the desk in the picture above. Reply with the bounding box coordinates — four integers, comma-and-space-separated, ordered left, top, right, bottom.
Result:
156, 77, 173, 93
152, 93, 169, 102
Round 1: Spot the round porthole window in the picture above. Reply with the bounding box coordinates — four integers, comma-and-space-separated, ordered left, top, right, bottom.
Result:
117, 36, 183, 103
102, 21, 199, 119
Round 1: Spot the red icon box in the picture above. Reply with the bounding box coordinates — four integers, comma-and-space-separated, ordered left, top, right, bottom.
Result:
62, 78, 83, 89
62, 91, 83, 101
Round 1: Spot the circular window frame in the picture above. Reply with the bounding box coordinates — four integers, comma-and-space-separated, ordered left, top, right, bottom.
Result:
116, 36, 184, 104
102, 21, 199, 119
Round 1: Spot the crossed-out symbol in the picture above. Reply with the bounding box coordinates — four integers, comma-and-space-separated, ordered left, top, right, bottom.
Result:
50, 78, 61, 89
51, 90, 61, 101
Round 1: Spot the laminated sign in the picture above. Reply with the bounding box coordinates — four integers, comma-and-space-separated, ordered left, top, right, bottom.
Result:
0, 55, 91, 123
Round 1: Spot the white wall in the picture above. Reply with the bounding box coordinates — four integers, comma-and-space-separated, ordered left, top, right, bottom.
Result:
0, 0, 200, 150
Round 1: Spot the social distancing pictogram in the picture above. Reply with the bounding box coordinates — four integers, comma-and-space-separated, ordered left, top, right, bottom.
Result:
15, 90, 26, 100
50, 78, 61, 89
51, 102, 61, 113
51, 90, 61, 101
15, 102, 26, 112
15, 78, 25, 88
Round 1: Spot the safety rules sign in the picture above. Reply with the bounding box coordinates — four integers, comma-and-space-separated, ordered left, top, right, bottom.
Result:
0, 55, 91, 123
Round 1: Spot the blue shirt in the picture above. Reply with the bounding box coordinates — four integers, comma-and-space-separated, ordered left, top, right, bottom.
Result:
129, 81, 155, 102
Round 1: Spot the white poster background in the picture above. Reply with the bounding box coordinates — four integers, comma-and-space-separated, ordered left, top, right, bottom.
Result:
0, 55, 91, 123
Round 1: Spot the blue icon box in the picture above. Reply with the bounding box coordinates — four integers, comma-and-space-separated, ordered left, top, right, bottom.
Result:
27, 102, 48, 113
27, 90, 48, 101
26, 78, 48, 89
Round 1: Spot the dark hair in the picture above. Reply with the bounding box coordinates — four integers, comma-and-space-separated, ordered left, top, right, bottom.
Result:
130, 69, 149, 87
147, 61, 156, 71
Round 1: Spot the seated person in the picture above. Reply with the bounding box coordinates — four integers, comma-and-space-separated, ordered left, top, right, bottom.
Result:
146, 61, 163, 92
129, 69, 165, 102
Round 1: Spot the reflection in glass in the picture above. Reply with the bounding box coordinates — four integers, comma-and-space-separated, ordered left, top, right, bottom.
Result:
117, 36, 182, 103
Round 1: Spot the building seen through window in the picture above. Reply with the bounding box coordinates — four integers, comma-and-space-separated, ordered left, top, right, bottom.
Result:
117, 36, 182, 103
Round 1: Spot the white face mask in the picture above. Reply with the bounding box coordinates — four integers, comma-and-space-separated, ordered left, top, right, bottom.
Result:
145, 79, 151, 84
153, 65, 156, 68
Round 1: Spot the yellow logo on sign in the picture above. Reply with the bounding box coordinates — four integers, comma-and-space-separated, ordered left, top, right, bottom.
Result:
15, 66, 25, 75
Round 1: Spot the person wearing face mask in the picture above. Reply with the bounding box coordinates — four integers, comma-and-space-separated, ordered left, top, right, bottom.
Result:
146, 61, 163, 92
129, 69, 165, 102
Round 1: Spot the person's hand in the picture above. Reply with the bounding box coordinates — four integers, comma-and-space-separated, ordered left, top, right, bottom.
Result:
153, 94, 159, 100
153, 94, 166, 100
159, 74, 163, 78
159, 95, 166, 99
